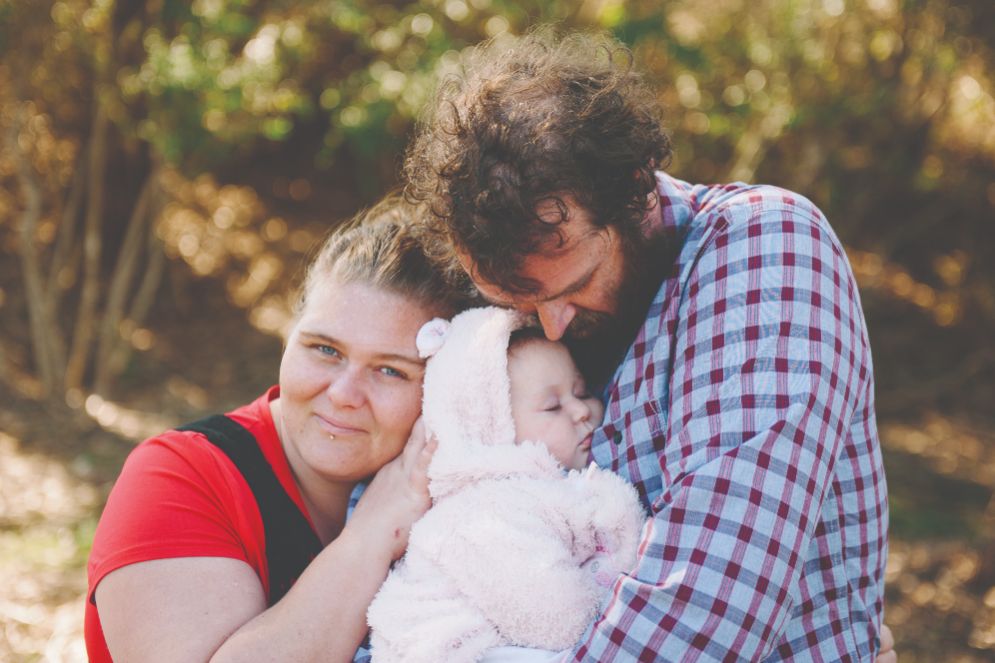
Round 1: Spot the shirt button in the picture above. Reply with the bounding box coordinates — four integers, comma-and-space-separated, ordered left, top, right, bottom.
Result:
613, 431, 623, 445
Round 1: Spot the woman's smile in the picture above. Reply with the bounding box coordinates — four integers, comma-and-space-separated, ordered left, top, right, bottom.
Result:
314, 413, 366, 437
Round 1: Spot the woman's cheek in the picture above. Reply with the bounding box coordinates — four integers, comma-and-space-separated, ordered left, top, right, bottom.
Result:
377, 382, 424, 450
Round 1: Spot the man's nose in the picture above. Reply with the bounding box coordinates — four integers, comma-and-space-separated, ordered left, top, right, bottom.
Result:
535, 301, 576, 342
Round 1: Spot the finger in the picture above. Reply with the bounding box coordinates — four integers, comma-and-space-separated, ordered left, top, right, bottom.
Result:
879, 624, 894, 651
876, 653, 896, 663
413, 434, 437, 475
401, 418, 427, 464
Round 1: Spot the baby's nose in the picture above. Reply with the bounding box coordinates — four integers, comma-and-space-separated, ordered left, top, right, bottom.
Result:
571, 399, 591, 422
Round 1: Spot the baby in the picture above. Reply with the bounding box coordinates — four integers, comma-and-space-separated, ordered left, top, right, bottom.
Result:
367, 307, 646, 663
506, 327, 603, 472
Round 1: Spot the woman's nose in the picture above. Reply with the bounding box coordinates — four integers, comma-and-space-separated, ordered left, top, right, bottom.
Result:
325, 368, 366, 408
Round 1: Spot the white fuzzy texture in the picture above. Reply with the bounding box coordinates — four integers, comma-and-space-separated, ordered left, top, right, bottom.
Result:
367, 308, 646, 663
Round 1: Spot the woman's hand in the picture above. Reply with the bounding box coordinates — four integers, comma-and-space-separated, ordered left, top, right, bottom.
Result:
876, 624, 896, 663
345, 417, 436, 560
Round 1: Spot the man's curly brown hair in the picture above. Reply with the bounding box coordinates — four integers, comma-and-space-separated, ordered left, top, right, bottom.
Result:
404, 28, 672, 294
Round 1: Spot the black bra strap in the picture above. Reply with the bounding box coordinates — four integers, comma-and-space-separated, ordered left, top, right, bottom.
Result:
178, 414, 322, 605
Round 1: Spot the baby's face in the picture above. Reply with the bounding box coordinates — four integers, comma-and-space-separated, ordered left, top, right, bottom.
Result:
507, 339, 605, 470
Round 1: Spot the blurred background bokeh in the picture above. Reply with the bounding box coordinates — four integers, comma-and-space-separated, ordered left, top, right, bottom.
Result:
1, 0, 992, 660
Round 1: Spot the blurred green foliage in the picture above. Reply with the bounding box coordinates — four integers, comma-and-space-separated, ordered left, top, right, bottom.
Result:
3, 0, 992, 219
2, 2, 995, 660
2, 0, 993, 414
0, 0, 995, 192
1, 0, 992, 389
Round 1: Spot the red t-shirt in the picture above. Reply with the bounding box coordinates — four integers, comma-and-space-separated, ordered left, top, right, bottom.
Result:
84, 386, 314, 662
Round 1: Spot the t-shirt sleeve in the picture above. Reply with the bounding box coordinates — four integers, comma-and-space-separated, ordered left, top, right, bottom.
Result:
88, 433, 263, 598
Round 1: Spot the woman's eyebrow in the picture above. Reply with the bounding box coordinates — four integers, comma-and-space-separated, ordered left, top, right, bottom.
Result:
372, 352, 425, 368
297, 330, 336, 343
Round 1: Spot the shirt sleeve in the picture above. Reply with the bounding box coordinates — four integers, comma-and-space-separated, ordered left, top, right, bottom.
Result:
352, 643, 373, 662
88, 434, 263, 597
570, 193, 873, 660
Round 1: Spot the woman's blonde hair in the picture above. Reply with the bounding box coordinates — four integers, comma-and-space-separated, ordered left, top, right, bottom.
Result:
296, 193, 475, 319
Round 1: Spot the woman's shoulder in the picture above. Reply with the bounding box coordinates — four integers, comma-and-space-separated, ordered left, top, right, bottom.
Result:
224, 385, 280, 441
89, 401, 275, 593
98, 389, 285, 555
108, 423, 259, 532
123, 426, 238, 481
123, 386, 281, 480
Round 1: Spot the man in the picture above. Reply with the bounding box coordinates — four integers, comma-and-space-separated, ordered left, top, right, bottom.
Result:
405, 30, 891, 661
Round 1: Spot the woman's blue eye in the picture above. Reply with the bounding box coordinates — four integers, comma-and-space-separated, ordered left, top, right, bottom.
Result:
379, 366, 407, 379
317, 345, 340, 357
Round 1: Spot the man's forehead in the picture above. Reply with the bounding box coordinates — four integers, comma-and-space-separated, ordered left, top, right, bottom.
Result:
455, 221, 592, 273
475, 283, 526, 309
459, 257, 534, 307
458, 246, 562, 301
453, 198, 602, 302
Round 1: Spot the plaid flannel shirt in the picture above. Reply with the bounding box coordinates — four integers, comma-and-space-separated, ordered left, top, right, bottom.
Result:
354, 174, 887, 663
571, 173, 888, 662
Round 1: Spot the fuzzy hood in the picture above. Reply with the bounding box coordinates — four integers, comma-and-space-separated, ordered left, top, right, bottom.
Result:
417, 307, 563, 499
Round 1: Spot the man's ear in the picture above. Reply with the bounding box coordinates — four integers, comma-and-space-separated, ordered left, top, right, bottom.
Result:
453, 244, 477, 280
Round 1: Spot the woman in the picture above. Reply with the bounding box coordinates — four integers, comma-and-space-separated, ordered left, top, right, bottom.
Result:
85, 197, 473, 662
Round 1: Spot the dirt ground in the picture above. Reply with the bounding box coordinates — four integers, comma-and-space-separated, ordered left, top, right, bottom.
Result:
0, 275, 285, 662
1, 260, 993, 662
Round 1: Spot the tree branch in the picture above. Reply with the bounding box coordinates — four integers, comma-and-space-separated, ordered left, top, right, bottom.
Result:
47, 143, 87, 309
7, 106, 62, 397
93, 167, 158, 394
64, 100, 109, 390
0, 336, 45, 399
98, 196, 167, 392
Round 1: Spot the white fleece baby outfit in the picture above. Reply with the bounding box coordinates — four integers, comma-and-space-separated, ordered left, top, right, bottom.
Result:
367, 307, 646, 663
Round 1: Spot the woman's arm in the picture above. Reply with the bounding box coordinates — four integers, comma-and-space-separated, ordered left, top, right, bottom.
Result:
96, 421, 434, 663
97, 530, 385, 663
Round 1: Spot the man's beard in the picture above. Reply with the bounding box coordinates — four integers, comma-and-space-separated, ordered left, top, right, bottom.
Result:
565, 230, 674, 387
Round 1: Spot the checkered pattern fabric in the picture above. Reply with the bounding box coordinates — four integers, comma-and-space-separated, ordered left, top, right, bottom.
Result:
349, 482, 375, 661
353, 174, 887, 662
570, 173, 888, 661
